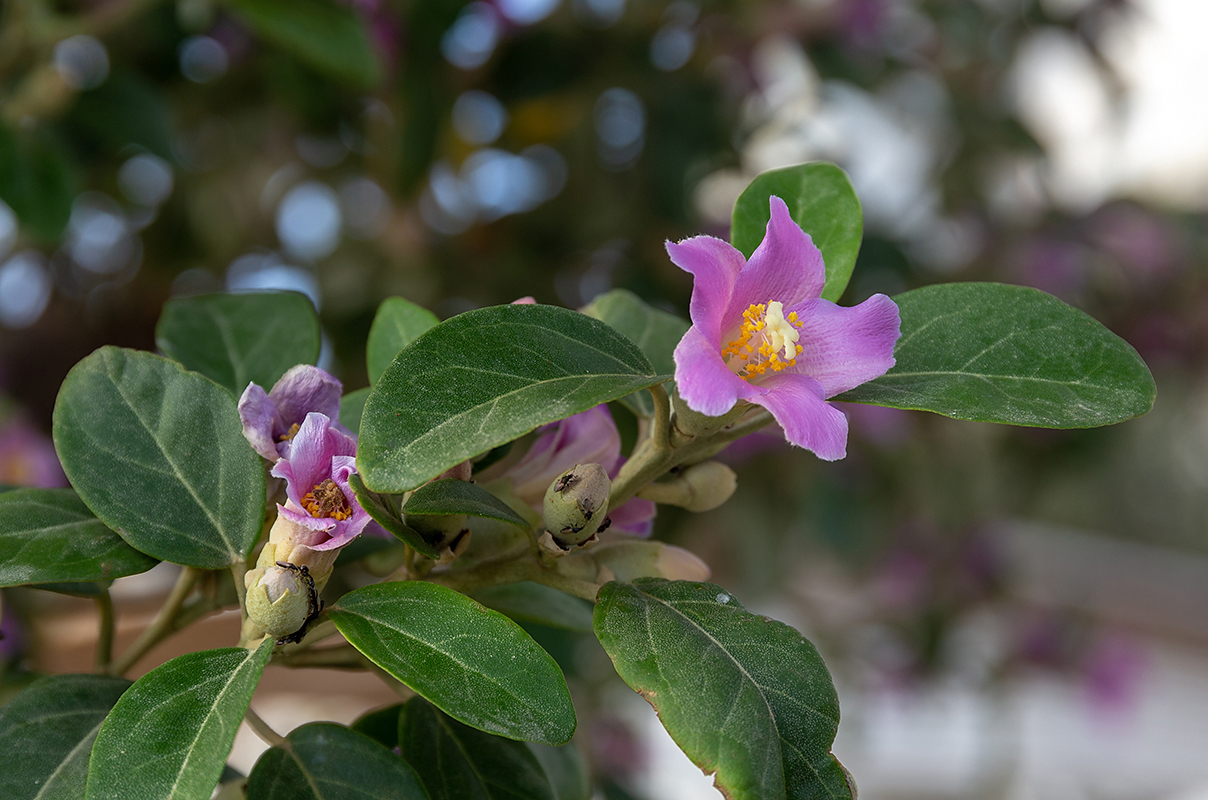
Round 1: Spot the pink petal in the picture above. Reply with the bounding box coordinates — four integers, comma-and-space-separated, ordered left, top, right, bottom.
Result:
750, 373, 849, 461
238, 383, 285, 461
269, 366, 343, 430
673, 326, 757, 417
786, 293, 900, 397
271, 412, 354, 505
277, 502, 337, 542
666, 235, 744, 343
608, 496, 656, 537
727, 197, 826, 327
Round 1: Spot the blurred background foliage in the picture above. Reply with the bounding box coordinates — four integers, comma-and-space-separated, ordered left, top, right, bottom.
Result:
4, 0, 1208, 796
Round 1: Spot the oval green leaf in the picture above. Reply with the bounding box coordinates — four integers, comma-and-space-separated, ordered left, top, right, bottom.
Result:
368, 297, 441, 384
228, 0, 382, 87
0, 488, 157, 587
0, 124, 77, 241
582, 289, 689, 417
340, 387, 370, 434
347, 474, 440, 559
86, 641, 273, 800
731, 163, 863, 303
0, 674, 130, 800
594, 579, 853, 800
156, 292, 321, 396
358, 304, 665, 493
330, 581, 576, 745
350, 704, 403, 750
398, 697, 557, 800
53, 347, 266, 569
247, 722, 429, 800
836, 282, 1157, 428
402, 479, 529, 528
471, 582, 594, 633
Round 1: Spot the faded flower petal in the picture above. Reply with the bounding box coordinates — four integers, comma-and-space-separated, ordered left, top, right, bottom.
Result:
238, 365, 347, 461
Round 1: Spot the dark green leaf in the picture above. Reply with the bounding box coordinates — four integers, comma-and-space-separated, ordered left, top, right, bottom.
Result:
0, 674, 129, 800
527, 742, 591, 800
53, 348, 265, 569
837, 282, 1157, 428
86, 641, 272, 800
358, 304, 665, 492
228, 0, 382, 87
0, 488, 157, 587
350, 704, 403, 750
330, 582, 576, 745
340, 387, 370, 434
156, 292, 321, 395
247, 722, 428, 800
348, 474, 440, 559
0, 124, 77, 241
594, 580, 852, 800
399, 697, 557, 800
731, 163, 863, 302
472, 583, 594, 633
403, 479, 528, 528
367, 297, 440, 385
69, 72, 173, 159
581, 290, 689, 416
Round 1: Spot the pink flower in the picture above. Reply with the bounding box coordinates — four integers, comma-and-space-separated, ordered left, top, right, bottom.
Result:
507, 405, 656, 536
238, 365, 348, 461
270, 412, 370, 551
0, 418, 67, 488
670, 196, 900, 460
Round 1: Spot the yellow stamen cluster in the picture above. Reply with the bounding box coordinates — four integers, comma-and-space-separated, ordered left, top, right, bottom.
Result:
278, 423, 301, 443
301, 479, 352, 520
720, 300, 805, 379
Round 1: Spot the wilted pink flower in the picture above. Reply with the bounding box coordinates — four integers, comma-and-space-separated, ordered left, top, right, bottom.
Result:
239, 365, 348, 461
270, 412, 370, 551
507, 405, 655, 536
670, 196, 900, 461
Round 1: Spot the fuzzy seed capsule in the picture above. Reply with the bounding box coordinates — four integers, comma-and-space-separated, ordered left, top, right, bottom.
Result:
543, 463, 610, 548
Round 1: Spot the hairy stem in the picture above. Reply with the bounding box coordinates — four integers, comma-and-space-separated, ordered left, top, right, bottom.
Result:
108, 566, 199, 677
94, 588, 115, 673
245, 707, 286, 748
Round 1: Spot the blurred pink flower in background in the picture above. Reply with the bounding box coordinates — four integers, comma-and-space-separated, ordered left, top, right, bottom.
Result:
0, 418, 67, 488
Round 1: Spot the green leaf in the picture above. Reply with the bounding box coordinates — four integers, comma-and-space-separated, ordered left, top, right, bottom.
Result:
731, 163, 863, 303
68, 71, 173, 159
330, 582, 576, 745
0, 488, 157, 587
398, 697, 557, 800
228, 0, 382, 87
527, 742, 591, 800
594, 579, 852, 800
402, 479, 529, 528
472, 583, 594, 633
53, 347, 266, 569
0, 124, 77, 241
340, 387, 370, 434
0, 674, 130, 800
358, 304, 665, 493
350, 704, 403, 750
581, 289, 689, 416
368, 297, 440, 384
86, 641, 273, 800
348, 474, 440, 559
836, 282, 1157, 428
247, 722, 429, 800
156, 292, 321, 396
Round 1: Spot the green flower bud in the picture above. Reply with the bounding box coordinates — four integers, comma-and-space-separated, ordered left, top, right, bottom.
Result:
543, 463, 610, 548
637, 461, 737, 512
244, 562, 315, 640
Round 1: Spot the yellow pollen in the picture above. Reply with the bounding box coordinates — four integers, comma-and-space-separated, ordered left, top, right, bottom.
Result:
722, 300, 804, 380
301, 479, 351, 520
278, 423, 301, 443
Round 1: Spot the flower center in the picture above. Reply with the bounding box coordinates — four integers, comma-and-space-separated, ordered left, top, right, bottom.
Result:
721, 301, 804, 379
278, 423, 301, 443
301, 479, 351, 520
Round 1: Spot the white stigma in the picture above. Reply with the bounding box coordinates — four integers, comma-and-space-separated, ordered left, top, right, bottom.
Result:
763, 301, 800, 360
